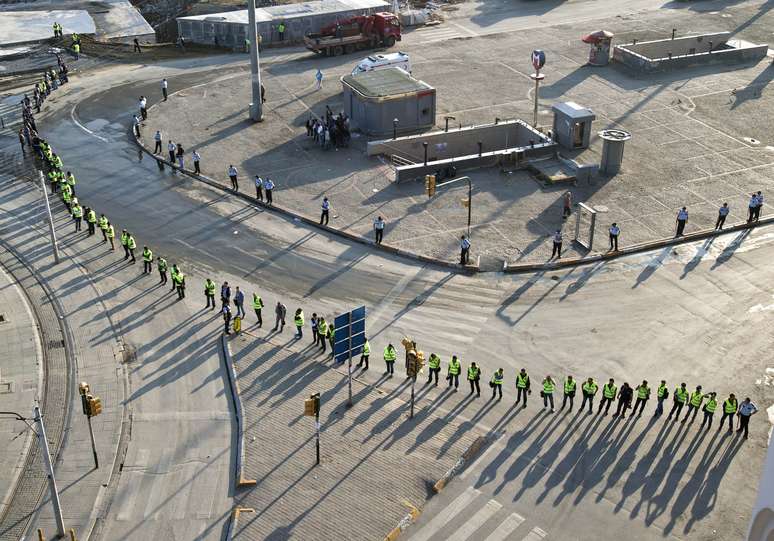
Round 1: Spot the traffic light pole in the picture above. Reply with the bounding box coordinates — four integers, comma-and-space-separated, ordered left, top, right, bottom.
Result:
410, 375, 416, 419
314, 395, 321, 465
87, 415, 98, 469
34, 406, 66, 538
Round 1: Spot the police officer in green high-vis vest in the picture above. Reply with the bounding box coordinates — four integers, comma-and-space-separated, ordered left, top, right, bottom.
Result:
516, 368, 530, 408
252, 293, 263, 327
653, 380, 668, 417
294, 308, 304, 339
126, 233, 137, 263
491, 368, 504, 400
357, 338, 370, 370
719, 393, 738, 433
699, 391, 718, 431
447, 355, 461, 390
598, 378, 616, 416
682, 385, 705, 423
467, 362, 481, 398
542, 375, 556, 412
142, 246, 153, 274
157, 256, 167, 284
632, 380, 650, 417
561, 375, 576, 412
204, 278, 216, 309
383, 343, 396, 376
426, 353, 441, 386
668, 382, 689, 421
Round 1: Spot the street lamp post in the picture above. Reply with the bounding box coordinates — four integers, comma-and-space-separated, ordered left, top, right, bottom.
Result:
0, 409, 66, 537
38, 171, 59, 264
247, 0, 263, 122
444, 115, 455, 132
423, 142, 428, 166
393, 118, 399, 140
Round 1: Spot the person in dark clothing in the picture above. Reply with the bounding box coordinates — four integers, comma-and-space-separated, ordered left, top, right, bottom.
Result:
613, 382, 633, 419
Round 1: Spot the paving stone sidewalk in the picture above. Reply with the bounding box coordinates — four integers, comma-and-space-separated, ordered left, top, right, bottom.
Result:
138, 5, 774, 270
230, 330, 481, 540
0, 258, 40, 525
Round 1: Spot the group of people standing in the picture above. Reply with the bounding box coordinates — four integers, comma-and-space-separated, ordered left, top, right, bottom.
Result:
305, 107, 351, 150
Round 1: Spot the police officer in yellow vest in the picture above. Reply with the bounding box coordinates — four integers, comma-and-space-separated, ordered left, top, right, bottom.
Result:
561, 375, 576, 412
598, 378, 616, 416
142, 246, 153, 274
447, 355, 461, 390
699, 391, 717, 431
542, 375, 556, 412
86, 207, 97, 235
383, 343, 396, 376
252, 293, 263, 327
170, 265, 180, 293
491, 368, 504, 400
467, 362, 481, 398
127, 233, 137, 263
653, 380, 668, 417
106, 222, 115, 251
682, 385, 704, 423
157, 256, 167, 284
174, 269, 186, 299
667, 382, 688, 421
204, 278, 216, 309
71, 202, 83, 232
719, 393, 737, 433
632, 380, 650, 417
98, 214, 109, 242
581, 377, 598, 414
294, 308, 304, 339
426, 353, 441, 386
357, 338, 370, 370
516, 368, 530, 408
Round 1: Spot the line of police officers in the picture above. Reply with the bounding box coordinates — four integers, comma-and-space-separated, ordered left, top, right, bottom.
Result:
372, 345, 756, 436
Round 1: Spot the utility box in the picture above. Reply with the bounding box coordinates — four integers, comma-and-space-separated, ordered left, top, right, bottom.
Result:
341, 67, 436, 137
552, 101, 596, 150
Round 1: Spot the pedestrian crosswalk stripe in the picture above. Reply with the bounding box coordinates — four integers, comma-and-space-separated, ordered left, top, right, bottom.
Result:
116, 448, 150, 521
521, 526, 547, 541
410, 486, 481, 541
398, 305, 488, 324
483, 512, 526, 541
142, 450, 175, 519
447, 499, 502, 541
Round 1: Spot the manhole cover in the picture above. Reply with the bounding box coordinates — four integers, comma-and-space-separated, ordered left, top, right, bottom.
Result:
743, 137, 761, 145
593, 205, 610, 213
598, 129, 632, 141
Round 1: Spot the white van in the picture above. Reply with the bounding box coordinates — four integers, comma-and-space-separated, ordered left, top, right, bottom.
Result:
351, 52, 411, 76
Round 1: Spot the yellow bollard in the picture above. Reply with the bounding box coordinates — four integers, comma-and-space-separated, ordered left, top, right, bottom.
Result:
69, 528, 77, 541
37, 529, 45, 541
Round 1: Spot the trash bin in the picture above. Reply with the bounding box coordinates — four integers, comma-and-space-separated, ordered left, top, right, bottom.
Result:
599, 129, 631, 175
582, 30, 614, 67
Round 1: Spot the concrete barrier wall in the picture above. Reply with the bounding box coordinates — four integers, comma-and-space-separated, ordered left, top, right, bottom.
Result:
623, 32, 730, 58
394, 143, 556, 182
614, 43, 768, 72
367, 120, 549, 162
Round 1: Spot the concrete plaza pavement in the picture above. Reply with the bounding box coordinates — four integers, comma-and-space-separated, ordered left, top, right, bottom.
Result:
230, 331, 479, 540
137, 1, 774, 270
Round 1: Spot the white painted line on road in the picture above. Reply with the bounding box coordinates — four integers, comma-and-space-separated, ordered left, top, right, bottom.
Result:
369, 266, 423, 332
116, 448, 150, 521
447, 498, 501, 541
70, 103, 108, 143
521, 526, 547, 541
142, 450, 175, 519
483, 512, 526, 541
448, 21, 479, 37
410, 486, 480, 541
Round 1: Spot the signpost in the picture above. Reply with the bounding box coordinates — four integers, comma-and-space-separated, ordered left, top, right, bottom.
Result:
304, 393, 321, 465
334, 306, 367, 407
530, 49, 546, 128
